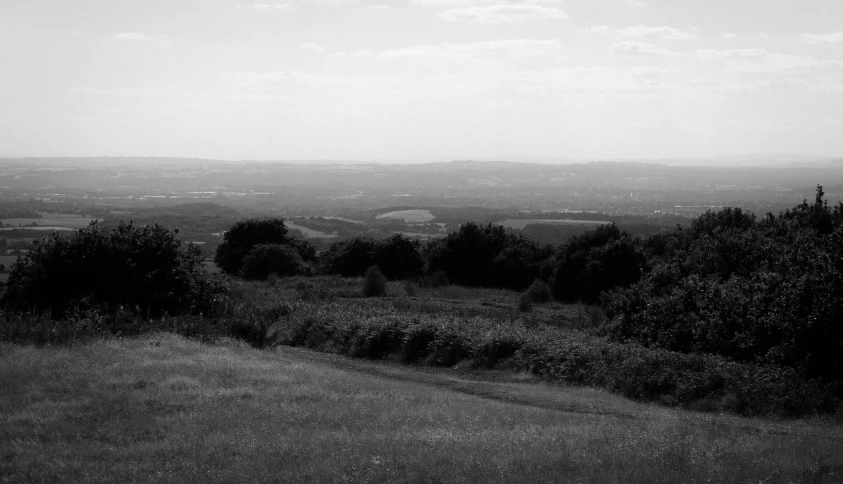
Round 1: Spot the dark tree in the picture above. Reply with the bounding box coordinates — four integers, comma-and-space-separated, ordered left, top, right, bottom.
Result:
552, 224, 646, 304
426, 223, 553, 290
240, 244, 305, 280
376, 235, 424, 280
214, 218, 314, 276
1, 221, 222, 319
321, 237, 381, 277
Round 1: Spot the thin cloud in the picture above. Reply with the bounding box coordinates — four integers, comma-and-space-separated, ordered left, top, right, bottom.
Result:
379, 39, 564, 67
113, 32, 151, 42
413, 0, 562, 6
611, 41, 679, 57
236, 3, 293, 10
694, 49, 843, 76
802, 32, 843, 46
616, 25, 692, 40
111, 32, 171, 46
439, 4, 568, 23
301, 42, 327, 52
580, 25, 692, 41
695, 48, 769, 61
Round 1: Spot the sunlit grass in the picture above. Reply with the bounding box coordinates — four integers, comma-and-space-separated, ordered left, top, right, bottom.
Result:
2, 334, 841, 483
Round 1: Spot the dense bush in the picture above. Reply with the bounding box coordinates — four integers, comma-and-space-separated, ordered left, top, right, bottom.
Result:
241, 244, 307, 280
377, 234, 425, 279
552, 224, 646, 304
322, 235, 424, 280
321, 237, 380, 277
269, 300, 837, 417
518, 292, 533, 312
214, 218, 315, 276
426, 223, 555, 290
362, 266, 387, 297
605, 186, 843, 382
526, 278, 552, 303
1, 221, 224, 319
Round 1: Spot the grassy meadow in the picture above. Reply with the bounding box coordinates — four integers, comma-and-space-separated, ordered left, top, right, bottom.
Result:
0, 216, 99, 230
2, 333, 842, 483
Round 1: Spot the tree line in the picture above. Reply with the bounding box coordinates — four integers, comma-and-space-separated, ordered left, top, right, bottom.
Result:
2, 186, 842, 387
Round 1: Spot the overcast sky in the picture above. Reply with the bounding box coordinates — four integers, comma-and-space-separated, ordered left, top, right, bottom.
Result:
1, 0, 842, 161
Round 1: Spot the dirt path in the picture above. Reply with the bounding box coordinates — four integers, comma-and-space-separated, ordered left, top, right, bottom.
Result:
272, 345, 645, 420
270, 346, 810, 438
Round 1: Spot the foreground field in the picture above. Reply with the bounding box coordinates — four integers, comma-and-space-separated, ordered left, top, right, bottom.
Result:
2, 335, 842, 483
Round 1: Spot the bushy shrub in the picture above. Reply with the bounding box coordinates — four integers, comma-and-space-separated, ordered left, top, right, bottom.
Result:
214, 218, 315, 276
518, 292, 533, 312
321, 237, 380, 277
377, 234, 425, 280
426, 223, 554, 290
362, 266, 387, 297
552, 224, 646, 304
604, 186, 843, 382
240, 244, 306, 280
417, 270, 449, 288
1, 221, 224, 319
526, 278, 552, 303
403, 280, 419, 296
270, 300, 838, 417
321, 235, 424, 280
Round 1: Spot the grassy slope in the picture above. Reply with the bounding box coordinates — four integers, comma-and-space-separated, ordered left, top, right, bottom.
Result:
2, 334, 842, 483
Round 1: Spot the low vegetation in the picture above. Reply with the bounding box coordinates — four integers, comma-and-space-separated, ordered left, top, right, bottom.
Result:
362, 266, 388, 297
4, 335, 841, 483
2, 189, 843, 420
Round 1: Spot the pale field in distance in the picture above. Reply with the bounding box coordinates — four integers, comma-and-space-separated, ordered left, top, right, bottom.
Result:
1, 215, 100, 229
285, 222, 339, 239
376, 209, 436, 223
496, 219, 611, 230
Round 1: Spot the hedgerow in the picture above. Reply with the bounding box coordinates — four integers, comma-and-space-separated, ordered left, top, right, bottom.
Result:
267, 300, 839, 417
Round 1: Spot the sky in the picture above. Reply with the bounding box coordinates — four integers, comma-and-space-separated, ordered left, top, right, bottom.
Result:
1, 0, 842, 161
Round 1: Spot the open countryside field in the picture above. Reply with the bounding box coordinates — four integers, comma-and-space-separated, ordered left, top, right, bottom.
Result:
0, 216, 100, 229
285, 222, 339, 239
0, 226, 76, 232
496, 219, 611, 230
376, 209, 436, 223
2, 334, 841, 484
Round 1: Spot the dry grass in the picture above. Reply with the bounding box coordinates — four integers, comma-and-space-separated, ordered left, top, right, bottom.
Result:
2, 334, 842, 483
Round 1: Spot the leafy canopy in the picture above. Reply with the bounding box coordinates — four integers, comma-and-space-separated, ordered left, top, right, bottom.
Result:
1, 221, 222, 318
214, 218, 315, 276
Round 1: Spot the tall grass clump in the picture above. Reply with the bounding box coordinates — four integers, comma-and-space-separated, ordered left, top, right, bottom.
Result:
526, 278, 552, 303
362, 266, 387, 297
518, 292, 533, 312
